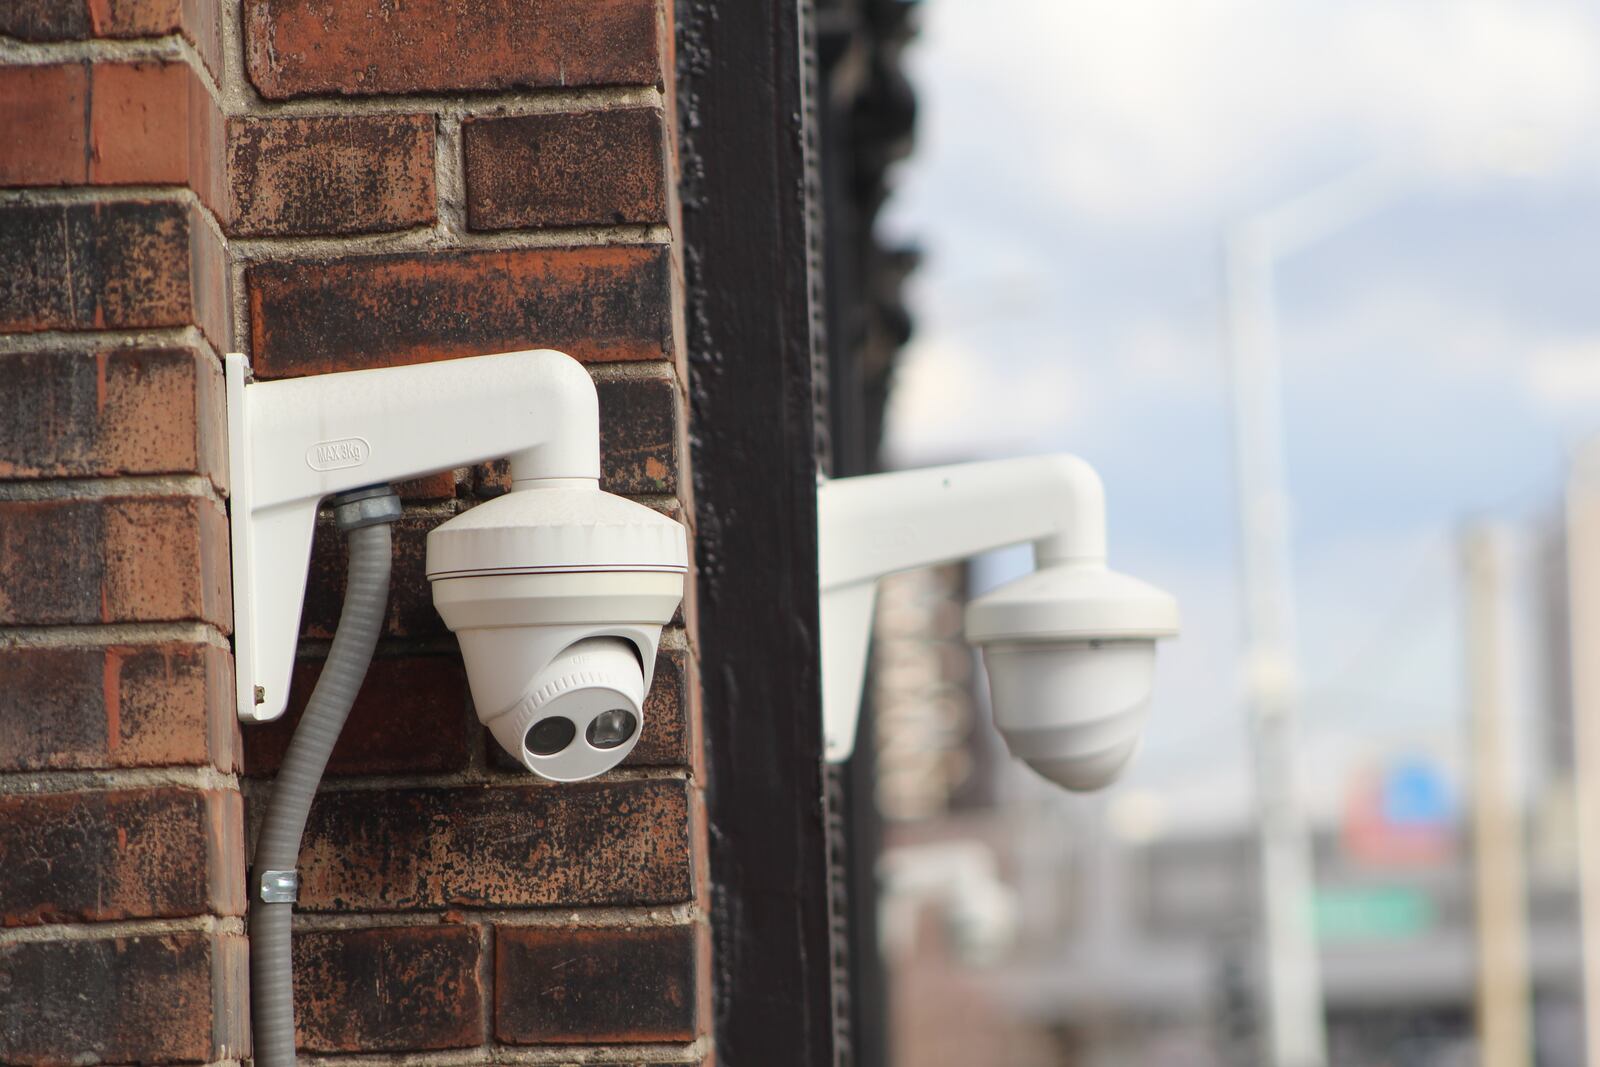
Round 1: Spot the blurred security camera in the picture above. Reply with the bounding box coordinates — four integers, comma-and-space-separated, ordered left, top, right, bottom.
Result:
819, 455, 1178, 791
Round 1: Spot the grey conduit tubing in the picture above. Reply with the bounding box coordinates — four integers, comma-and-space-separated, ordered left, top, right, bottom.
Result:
250, 487, 400, 1067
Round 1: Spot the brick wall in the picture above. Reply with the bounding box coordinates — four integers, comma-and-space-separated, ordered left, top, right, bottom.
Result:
0, 2, 708, 1063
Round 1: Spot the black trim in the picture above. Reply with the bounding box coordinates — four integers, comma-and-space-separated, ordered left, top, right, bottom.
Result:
677, 1, 838, 1064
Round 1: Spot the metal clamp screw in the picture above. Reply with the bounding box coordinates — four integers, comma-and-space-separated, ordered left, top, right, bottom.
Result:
258, 869, 299, 904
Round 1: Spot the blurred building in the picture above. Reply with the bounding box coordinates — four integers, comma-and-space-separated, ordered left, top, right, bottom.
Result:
870, 530, 1590, 1066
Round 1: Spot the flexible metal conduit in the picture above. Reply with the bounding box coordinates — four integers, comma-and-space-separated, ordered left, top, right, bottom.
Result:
250, 487, 400, 1067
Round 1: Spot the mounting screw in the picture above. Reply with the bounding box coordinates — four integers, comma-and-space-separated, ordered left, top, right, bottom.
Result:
254, 685, 265, 704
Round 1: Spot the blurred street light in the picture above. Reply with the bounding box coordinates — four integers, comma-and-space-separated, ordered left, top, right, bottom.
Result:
1225, 164, 1412, 1067
1227, 138, 1555, 1067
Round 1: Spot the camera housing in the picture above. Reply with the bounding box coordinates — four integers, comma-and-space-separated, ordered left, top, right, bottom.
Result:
965, 561, 1178, 790
817, 455, 1178, 791
426, 483, 685, 780
225, 348, 687, 782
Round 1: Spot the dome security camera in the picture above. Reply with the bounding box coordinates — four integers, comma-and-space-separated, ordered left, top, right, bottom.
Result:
427, 483, 686, 781
965, 560, 1177, 791
818, 454, 1179, 791
224, 348, 687, 782
226, 349, 689, 1067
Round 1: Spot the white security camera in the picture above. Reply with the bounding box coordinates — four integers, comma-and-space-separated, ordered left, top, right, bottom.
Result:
229, 353, 688, 1067
224, 348, 687, 782
426, 482, 685, 780
818, 455, 1178, 791
964, 560, 1177, 790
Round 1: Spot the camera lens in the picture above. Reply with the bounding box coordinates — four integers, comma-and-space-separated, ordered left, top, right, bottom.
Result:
586, 709, 638, 749
524, 716, 577, 755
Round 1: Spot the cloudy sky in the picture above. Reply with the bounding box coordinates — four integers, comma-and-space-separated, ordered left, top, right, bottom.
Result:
880, 0, 1600, 829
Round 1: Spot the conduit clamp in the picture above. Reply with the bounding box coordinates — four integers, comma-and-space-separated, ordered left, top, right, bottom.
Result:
257, 869, 299, 904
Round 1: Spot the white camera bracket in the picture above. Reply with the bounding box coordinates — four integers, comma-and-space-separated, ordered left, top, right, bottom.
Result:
817, 455, 1170, 763
225, 349, 602, 723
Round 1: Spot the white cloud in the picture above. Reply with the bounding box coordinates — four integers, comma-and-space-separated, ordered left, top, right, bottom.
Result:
1527, 337, 1600, 414
879, 0, 1600, 840
883, 334, 1085, 466
912, 0, 1600, 223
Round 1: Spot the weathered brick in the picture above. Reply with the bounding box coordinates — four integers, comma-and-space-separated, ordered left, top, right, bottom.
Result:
247, 245, 672, 377
634, 646, 690, 765
0, 200, 191, 332
225, 114, 436, 237
495, 924, 697, 1045
597, 375, 680, 495
243, 0, 660, 99
464, 108, 667, 230
0, 643, 236, 772
0, 932, 247, 1065
294, 779, 692, 911
0, 788, 243, 926
396, 469, 459, 501
91, 0, 180, 36
490, 645, 688, 771
185, 200, 233, 352
293, 925, 484, 1052
466, 377, 680, 499
244, 654, 469, 777
0, 4, 223, 78
0, 0, 90, 37
0, 347, 225, 484
0, 496, 231, 627
0, 62, 198, 188
7, 0, 176, 38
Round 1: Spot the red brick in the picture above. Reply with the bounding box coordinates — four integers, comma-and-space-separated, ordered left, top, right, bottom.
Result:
90, 61, 192, 185
470, 389, 680, 497
187, 67, 228, 217
0, 4, 223, 79
0, 496, 231, 627
0, 643, 236, 772
0, 64, 86, 186
293, 925, 484, 1052
186, 200, 233, 353
4, 0, 177, 38
0, 788, 244, 926
0, 200, 193, 332
464, 108, 667, 230
495, 925, 697, 1045
244, 654, 469, 777
0, 62, 199, 188
0, 932, 247, 1065
395, 469, 459, 501
294, 779, 692, 911
247, 245, 672, 377
243, 0, 660, 99
489, 645, 688, 771
224, 114, 436, 237
0, 347, 225, 484
179, 0, 225, 82
634, 646, 690, 765
92, 0, 184, 36
0, 1, 91, 37
597, 375, 680, 495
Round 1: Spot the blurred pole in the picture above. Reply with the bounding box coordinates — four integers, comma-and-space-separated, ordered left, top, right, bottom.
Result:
1224, 162, 1415, 1067
1463, 526, 1532, 1067
1565, 445, 1600, 1067
1225, 228, 1328, 1067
